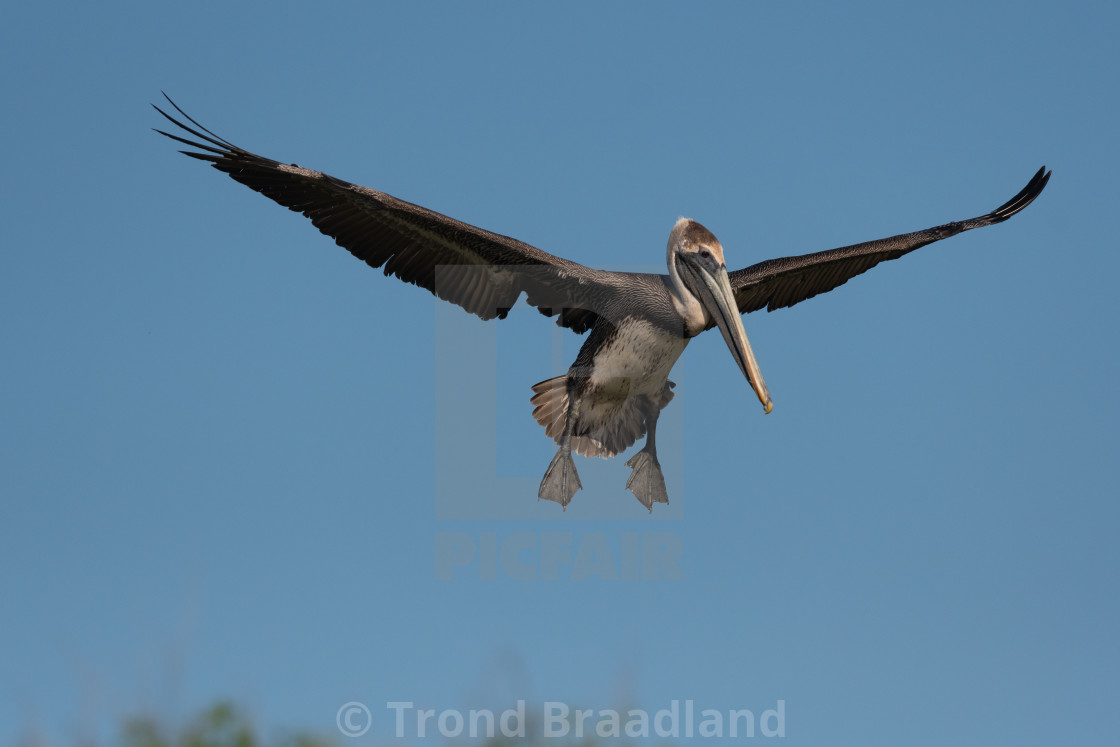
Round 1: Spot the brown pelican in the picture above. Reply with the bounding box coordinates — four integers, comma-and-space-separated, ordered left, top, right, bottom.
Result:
154, 96, 1050, 511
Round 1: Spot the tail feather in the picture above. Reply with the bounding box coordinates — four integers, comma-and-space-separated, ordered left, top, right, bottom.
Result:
530, 376, 568, 441
530, 376, 675, 459
532, 376, 610, 456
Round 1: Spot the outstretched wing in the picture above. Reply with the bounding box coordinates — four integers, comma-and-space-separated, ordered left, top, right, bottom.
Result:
728, 167, 1051, 314
154, 96, 610, 333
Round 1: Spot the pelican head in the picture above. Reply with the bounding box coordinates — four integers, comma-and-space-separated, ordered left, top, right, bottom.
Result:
667, 218, 773, 414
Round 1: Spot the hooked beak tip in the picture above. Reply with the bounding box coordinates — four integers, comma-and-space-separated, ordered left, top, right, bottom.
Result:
685, 255, 774, 417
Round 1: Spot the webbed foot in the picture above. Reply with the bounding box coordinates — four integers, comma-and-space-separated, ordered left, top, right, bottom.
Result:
625, 449, 669, 511
538, 449, 582, 509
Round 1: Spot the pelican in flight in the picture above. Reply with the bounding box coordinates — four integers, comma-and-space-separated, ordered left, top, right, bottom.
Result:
154, 96, 1050, 511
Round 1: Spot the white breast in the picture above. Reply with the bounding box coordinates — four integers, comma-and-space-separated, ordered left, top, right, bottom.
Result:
588, 319, 689, 396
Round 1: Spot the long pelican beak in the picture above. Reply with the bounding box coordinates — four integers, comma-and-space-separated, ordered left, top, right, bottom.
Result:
681, 256, 773, 414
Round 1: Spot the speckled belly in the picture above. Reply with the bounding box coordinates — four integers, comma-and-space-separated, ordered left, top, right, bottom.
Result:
586, 318, 688, 392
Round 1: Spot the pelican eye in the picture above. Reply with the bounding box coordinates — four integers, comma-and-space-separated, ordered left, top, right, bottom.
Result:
699, 248, 712, 260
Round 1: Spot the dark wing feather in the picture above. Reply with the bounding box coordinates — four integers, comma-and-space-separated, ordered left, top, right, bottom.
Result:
728, 167, 1051, 314
154, 95, 608, 333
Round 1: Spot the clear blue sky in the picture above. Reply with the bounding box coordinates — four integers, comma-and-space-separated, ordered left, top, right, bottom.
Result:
3, 2, 1117, 745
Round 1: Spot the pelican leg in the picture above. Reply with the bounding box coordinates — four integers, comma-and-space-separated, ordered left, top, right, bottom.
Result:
538, 398, 582, 509
625, 397, 669, 511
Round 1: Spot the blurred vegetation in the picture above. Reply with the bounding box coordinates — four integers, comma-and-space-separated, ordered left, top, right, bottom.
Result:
22, 700, 647, 747
119, 703, 628, 747
119, 702, 334, 747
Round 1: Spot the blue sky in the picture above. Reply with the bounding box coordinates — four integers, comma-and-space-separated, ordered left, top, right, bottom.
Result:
2, 1, 1117, 745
